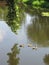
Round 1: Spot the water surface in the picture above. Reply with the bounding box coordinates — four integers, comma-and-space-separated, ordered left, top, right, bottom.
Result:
0, 13, 49, 65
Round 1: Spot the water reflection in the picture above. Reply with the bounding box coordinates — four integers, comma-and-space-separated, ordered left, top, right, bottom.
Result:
43, 54, 49, 65
0, 30, 5, 42
0, 6, 49, 65
0, 6, 25, 33
7, 44, 20, 65
0, 7, 8, 21
27, 15, 49, 46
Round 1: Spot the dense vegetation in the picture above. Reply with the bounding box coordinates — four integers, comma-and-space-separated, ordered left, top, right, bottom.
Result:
6, 0, 49, 33
0, 0, 49, 33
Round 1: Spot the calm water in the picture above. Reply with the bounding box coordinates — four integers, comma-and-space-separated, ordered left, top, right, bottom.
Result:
0, 13, 49, 65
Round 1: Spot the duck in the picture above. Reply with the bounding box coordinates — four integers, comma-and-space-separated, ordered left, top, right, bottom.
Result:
19, 44, 24, 47
28, 44, 32, 47
32, 44, 37, 50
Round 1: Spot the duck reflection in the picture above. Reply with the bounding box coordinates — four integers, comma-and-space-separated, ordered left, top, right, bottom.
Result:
27, 15, 49, 46
7, 44, 20, 65
43, 54, 49, 65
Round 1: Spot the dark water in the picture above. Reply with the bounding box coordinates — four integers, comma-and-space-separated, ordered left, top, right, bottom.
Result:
0, 13, 49, 65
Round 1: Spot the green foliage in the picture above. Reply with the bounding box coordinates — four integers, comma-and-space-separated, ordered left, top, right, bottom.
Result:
1, 0, 49, 33
32, 1, 41, 6
7, 0, 16, 21
22, 0, 29, 2
42, 12, 49, 16
41, 1, 49, 8
32, 0, 45, 8
32, 0, 49, 9
6, 0, 25, 33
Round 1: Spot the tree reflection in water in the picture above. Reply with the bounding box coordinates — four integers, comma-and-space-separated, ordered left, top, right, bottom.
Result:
0, 0, 25, 33
43, 54, 49, 65
27, 15, 49, 46
7, 44, 20, 65
6, 0, 25, 33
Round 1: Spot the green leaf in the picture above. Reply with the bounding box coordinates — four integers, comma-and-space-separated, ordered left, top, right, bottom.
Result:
22, 0, 28, 2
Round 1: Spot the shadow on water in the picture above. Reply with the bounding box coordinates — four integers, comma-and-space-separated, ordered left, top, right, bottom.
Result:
7, 44, 20, 65
27, 15, 49, 47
